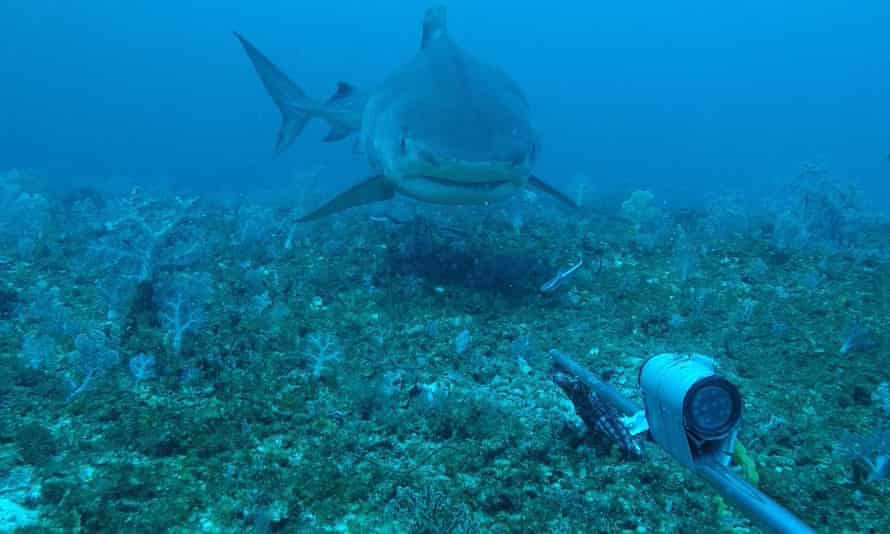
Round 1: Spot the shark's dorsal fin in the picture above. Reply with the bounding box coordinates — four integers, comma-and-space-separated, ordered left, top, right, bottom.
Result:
421, 6, 448, 49
327, 82, 356, 104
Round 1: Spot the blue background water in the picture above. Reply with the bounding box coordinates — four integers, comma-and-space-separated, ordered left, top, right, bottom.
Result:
2, 1, 888, 206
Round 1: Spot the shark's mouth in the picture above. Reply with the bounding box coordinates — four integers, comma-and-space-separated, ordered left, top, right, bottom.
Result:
421, 175, 511, 192
392, 172, 521, 205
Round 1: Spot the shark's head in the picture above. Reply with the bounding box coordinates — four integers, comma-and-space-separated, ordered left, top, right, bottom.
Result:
362, 6, 538, 204
371, 98, 539, 204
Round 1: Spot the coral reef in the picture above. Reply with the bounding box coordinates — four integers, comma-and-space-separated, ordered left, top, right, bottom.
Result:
0, 167, 888, 532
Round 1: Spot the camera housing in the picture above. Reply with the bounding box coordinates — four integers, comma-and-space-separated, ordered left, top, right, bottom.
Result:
639, 353, 741, 469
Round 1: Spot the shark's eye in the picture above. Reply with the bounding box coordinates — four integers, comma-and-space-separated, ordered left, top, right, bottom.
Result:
530, 142, 537, 161
400, 137, 407, 154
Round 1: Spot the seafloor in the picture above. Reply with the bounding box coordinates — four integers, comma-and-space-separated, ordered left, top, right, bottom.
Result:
1, 169, 888, 533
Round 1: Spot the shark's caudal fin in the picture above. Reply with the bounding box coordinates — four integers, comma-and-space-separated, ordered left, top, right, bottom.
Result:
528, 175, 580, 210
234, 32, 359, 151
296, 175, 394, 222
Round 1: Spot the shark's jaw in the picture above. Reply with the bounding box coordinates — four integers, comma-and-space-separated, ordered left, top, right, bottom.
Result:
380, 137, 534, 204
394, 173, 524, 204
387, 162, 531, 204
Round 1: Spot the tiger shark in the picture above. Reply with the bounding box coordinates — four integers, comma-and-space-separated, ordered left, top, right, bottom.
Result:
235, 5, 576, 222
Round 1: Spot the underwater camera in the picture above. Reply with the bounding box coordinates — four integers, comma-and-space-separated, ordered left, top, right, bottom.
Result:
551, 349, 813, 533
639, 353, 742, 470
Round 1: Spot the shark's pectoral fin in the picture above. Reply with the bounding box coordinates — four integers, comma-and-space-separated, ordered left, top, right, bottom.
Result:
296, 175, 394, 222
528, 175, 579, 210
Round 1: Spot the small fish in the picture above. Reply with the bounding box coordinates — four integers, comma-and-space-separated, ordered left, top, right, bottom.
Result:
368, 214, 407, 226
540, 258, 583, 293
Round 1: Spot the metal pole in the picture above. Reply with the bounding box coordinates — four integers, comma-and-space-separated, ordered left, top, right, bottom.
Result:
694, 457, 815, 534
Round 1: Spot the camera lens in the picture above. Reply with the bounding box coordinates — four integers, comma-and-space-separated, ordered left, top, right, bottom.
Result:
683, 376, 741, 439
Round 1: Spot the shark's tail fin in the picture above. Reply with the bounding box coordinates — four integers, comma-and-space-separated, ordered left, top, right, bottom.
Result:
234, 32, 359, 151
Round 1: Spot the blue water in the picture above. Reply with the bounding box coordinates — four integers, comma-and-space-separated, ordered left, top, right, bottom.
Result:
2, 1, 888, 205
